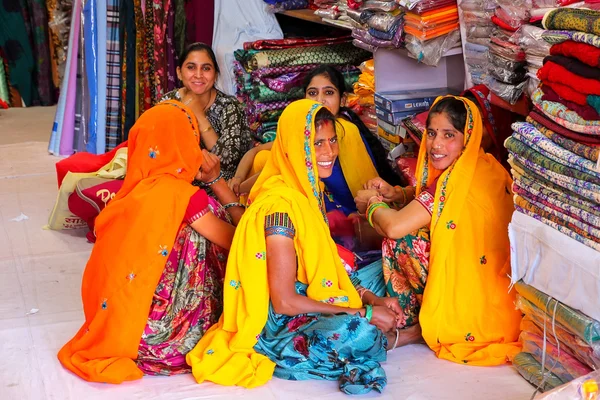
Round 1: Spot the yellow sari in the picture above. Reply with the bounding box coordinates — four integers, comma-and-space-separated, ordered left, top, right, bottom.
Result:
416, 96, 522, 366
186, 99, 362, 387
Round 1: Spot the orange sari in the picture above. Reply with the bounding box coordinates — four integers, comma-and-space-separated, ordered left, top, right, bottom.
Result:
58, 101, 204, 383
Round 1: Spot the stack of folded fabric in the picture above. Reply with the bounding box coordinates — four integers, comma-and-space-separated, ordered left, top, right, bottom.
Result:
506, 7, 600, 392
401, 0, 462, 66
459, 0, 495, 85
233, 36, 370, 142
512, 281, 599, 392
346, 59, 378, 132
347, 3, 406, 52
516, 24, 551, 96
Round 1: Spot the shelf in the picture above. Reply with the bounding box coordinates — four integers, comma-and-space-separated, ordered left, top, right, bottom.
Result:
490, 93, 531, 117
277, 9, 352, 30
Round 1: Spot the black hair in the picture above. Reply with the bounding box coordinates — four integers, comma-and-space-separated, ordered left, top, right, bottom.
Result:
303, 65, 347, 95
426, 97, 467, 132
314, 107, 336, 130
178, 42, 220, 75
304, 65, 406, 186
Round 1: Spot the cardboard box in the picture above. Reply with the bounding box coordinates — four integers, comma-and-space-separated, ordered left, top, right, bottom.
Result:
374, 87, 450, 113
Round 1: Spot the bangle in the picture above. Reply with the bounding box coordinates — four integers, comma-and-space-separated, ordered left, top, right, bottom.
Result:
366, 195, 383, 209
365, 304, 373, 322
200, 171, 223, 187
366, 202, 390, 228
223, 202, 245, 210
201, 125, 213, 133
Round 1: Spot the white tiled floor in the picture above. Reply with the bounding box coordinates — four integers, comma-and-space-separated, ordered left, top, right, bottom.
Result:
0, 107, 536, 399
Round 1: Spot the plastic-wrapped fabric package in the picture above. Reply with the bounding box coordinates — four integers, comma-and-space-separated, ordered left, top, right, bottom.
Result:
487, 76, 527, 104
520, 330, 593, 383
405, 28, 461, 66
516, 282, 600, 347
536, 370, 600, 399
520, 314, 600, 371
362, 0, 399, 11
514, 352, 566, 392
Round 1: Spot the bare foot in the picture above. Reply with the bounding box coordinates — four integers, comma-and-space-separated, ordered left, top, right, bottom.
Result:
386, 324, 425, 351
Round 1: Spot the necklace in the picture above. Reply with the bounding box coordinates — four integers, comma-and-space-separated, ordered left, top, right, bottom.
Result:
182, 88, 215, 109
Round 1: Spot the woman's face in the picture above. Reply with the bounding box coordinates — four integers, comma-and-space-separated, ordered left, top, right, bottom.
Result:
426, 112, 465, 170
305, 75, 341, 116
176, 50, 217, 95
313, 120, 339, 179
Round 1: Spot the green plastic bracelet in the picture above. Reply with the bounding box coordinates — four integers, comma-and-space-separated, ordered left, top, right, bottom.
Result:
365, 304, 373, 322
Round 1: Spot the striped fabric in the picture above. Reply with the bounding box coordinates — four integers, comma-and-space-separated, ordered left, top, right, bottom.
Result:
106, 0, 122, 151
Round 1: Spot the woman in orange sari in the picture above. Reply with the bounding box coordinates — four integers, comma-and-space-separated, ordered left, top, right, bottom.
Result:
355, 95, 522, 366
58, 101, 244, 382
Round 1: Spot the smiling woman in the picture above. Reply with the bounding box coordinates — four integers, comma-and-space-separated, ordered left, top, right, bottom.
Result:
353, 95, 522, 367
161, 42, 253, 181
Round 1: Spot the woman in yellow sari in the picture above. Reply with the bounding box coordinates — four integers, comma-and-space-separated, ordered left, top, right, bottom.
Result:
186, 99, 403, 394
355, 95, 522, 366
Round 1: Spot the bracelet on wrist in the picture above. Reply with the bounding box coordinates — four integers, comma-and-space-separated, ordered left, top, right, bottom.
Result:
366, 202, 390, 228
365, 304, 373, 322
200, 171, 223, 187
223, 202, 245, 210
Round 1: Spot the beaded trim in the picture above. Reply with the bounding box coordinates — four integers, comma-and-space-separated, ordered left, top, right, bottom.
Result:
265, 212, 296, 238
159, 101, 199, 138
304, 103, 328, 222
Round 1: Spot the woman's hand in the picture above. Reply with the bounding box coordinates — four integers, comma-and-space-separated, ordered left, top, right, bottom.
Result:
196, 150, 221, 183
372, 296, 404, 320
354, 189, 380, 214
227, 176, 243, 196
365, 178, 396, 202
369, 305, 399, 333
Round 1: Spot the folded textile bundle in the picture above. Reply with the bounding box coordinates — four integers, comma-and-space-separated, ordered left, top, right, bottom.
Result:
235, 36, 370, 142
514, 352, 565, 391
513, 287, 598, 392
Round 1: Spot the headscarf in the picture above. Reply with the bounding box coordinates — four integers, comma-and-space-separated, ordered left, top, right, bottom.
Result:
461, 84, 512, 167
58, 101, 204, 383
416, 96, 522, 366
186, 99, 362, 388
336, 117, 379, 197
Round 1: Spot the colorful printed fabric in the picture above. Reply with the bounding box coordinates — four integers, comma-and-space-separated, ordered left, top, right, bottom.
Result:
137, 199, 229, 375
509, 155, 600, 206
533, 88, 599, 128
248, 43, 370, 71
550, 40, 600, 67
161, 89, 254, 181
514, 175, 600, 226
250, 84, 304, 103
380, 229, 430, 328
264, 72, 306, 93
512, 164, 600, 215
526, 117, 599, 162
254, 281, 387, 394
515, 206, 600, 251
529, 109, 600, 144
106, 0, 122, 151
244, 35, 353, 50
515, 281, 600, 346
514, 184, 600, 231
534, 103, 600, 135
21, 0, 55, 105
515, 195, 600, 241
506, 139, 600, 191
511, 122, 600, 176
542, 30, 600, 48
541, 84, 600, 121
543, 8, 600, 36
